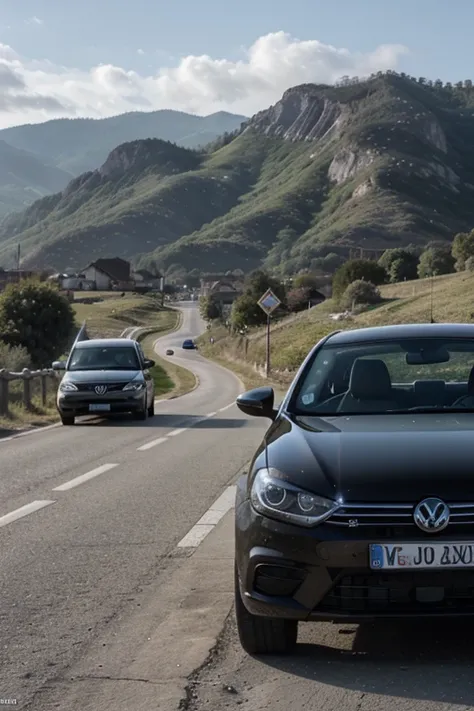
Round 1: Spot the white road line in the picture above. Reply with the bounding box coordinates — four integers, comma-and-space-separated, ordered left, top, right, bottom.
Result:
177, 524, 215, 548
0, 500, 55, 529
178, 485, 236, 548
168, 428, 186, 437
53, 463, 119, 492
136, 406, 234, 452
137, 436, 168, 451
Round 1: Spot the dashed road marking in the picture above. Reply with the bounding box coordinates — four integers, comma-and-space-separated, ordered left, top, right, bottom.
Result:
178, 485, 236, 548
53, 463, 119, 492
136, 402, 236, 451
0, 500, 55, 529
137, 436, 168, 451
168, 428, 186, 437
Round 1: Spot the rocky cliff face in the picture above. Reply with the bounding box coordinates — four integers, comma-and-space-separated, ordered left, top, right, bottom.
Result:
247, 85, 343, 142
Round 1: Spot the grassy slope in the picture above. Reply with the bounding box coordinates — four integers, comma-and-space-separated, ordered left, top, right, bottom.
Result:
198, 271, 474, 388
4, 74, 474, 273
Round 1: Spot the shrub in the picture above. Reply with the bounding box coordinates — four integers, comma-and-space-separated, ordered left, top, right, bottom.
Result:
341, 280, 382, 310
0, 342, 31, 372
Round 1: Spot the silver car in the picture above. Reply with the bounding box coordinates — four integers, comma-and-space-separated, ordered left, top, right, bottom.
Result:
52, 338, 155, 425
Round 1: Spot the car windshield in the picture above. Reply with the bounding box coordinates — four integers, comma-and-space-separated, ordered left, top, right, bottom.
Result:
68, 345, 140, 371
290, 336, 474, 416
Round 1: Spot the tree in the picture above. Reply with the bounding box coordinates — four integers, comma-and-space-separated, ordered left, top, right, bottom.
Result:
199, 295, 221, 321
417, 247, 455, 278
378, 248, 419, 282
287, 287, 312, 312
332, 259, 387, 300
231, 270, 285, 328
293, 273, 322, 290
466, 256, 474, 272
342, 280, 382, 310
452, 231, 474, 271
0, 280, 76, 367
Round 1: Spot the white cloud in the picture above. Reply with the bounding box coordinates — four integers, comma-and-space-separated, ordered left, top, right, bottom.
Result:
137, 49, 145, 56
26, 16, 44, 26
0, 32, 409, 128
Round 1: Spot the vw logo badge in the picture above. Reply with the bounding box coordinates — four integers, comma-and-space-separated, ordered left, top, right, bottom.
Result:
414, 497, 450, 533
94, 385, 107, 395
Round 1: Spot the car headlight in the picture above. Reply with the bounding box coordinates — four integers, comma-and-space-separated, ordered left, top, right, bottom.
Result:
59, 381, 78, 392
122, 381, 145, 391
250, 468, 339, 527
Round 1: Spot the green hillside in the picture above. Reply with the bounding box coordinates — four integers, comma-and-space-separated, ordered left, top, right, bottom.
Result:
4, 72, 474, 272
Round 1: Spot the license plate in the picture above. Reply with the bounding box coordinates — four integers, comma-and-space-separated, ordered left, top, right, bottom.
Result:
89, 404, 111, 412
370, 542, 474, 570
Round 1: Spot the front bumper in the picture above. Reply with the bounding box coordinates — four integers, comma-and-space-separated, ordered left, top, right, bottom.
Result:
57, 391, 145, 416
236, 499, 474, 622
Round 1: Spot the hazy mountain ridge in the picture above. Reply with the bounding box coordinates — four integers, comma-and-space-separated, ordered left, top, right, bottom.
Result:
3, 73, 474, 272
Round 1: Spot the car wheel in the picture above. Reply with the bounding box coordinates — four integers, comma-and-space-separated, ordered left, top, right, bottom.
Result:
60, 415, 75, 426
147, 398, 155, 417
234, 563, 298, 655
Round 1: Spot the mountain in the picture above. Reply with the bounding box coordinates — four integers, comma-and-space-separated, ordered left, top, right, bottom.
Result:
0, 110, 247, 176
3, 73, 474, 273
0, 141, 73, 219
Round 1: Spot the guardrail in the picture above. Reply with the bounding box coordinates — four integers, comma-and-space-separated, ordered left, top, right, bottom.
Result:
0, 368, 58, 416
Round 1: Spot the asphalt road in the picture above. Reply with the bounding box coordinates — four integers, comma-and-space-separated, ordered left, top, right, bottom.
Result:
190, 614, 474, 711
0, 302, 269, 709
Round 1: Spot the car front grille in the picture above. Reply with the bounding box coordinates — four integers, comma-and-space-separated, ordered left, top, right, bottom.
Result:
74, 383, 127, 393
319, 571, 474, 614
326, 503, 474, 530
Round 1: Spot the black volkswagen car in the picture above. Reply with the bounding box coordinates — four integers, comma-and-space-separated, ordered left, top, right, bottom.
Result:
53, 338, 155, 425
235, 323, 474, 655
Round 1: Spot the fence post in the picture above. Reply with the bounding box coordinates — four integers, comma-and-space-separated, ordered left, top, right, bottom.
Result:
0, 369, 8, 416
22, 368, 32, 411
41, 374, 48, 406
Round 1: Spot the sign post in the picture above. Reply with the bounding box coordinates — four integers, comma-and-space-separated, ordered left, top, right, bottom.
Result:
257, 288, 281, 377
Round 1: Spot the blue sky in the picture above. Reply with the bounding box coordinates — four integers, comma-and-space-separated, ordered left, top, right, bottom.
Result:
0, 0, 472, 127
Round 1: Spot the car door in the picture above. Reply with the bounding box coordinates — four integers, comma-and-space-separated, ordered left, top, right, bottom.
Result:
136, 343, 153, 403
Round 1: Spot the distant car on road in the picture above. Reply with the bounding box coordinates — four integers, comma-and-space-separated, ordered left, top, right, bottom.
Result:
52, 338, 155, 426
182, 339, 197, 350
166, 349, 174, 356
234, 322, 474, 655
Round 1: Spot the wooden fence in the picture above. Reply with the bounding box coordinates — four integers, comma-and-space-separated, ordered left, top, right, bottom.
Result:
0, 368, 58, 416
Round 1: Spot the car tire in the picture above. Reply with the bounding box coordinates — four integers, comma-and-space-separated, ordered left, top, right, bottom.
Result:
234, 563, 298, 655
60, 415, 75, 426
147, 398, 155, 417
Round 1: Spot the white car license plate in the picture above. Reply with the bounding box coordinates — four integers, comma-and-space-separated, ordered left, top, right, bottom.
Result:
89, 404, 111, 412
370, 542, 474, 570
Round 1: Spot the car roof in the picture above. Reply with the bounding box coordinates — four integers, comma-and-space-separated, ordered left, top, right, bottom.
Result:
326, 323, 474, 345
73, 338, 138, 349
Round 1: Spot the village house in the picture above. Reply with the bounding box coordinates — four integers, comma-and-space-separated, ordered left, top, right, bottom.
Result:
131, 268, 163, 290
82, 258, 133, 290
0, 268, 37, 290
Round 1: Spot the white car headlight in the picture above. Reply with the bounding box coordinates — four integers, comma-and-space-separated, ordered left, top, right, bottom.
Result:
122, 381, 145, 391
59, 381, 78, 392
250, 468, 339, 527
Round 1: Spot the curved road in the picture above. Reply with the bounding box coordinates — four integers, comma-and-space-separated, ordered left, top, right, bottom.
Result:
0, 302, 268, 709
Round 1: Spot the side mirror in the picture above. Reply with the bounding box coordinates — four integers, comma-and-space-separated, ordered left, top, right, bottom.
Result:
236, 386, 277, 420
52, 361, 66, 371
144, 359, 155, 369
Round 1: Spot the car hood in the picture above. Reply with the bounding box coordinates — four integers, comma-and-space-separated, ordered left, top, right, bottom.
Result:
265, 413, 474, 502
62, 370, 141, 383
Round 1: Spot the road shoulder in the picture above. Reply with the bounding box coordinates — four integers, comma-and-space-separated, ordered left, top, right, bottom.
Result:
29, 509, 236, 711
